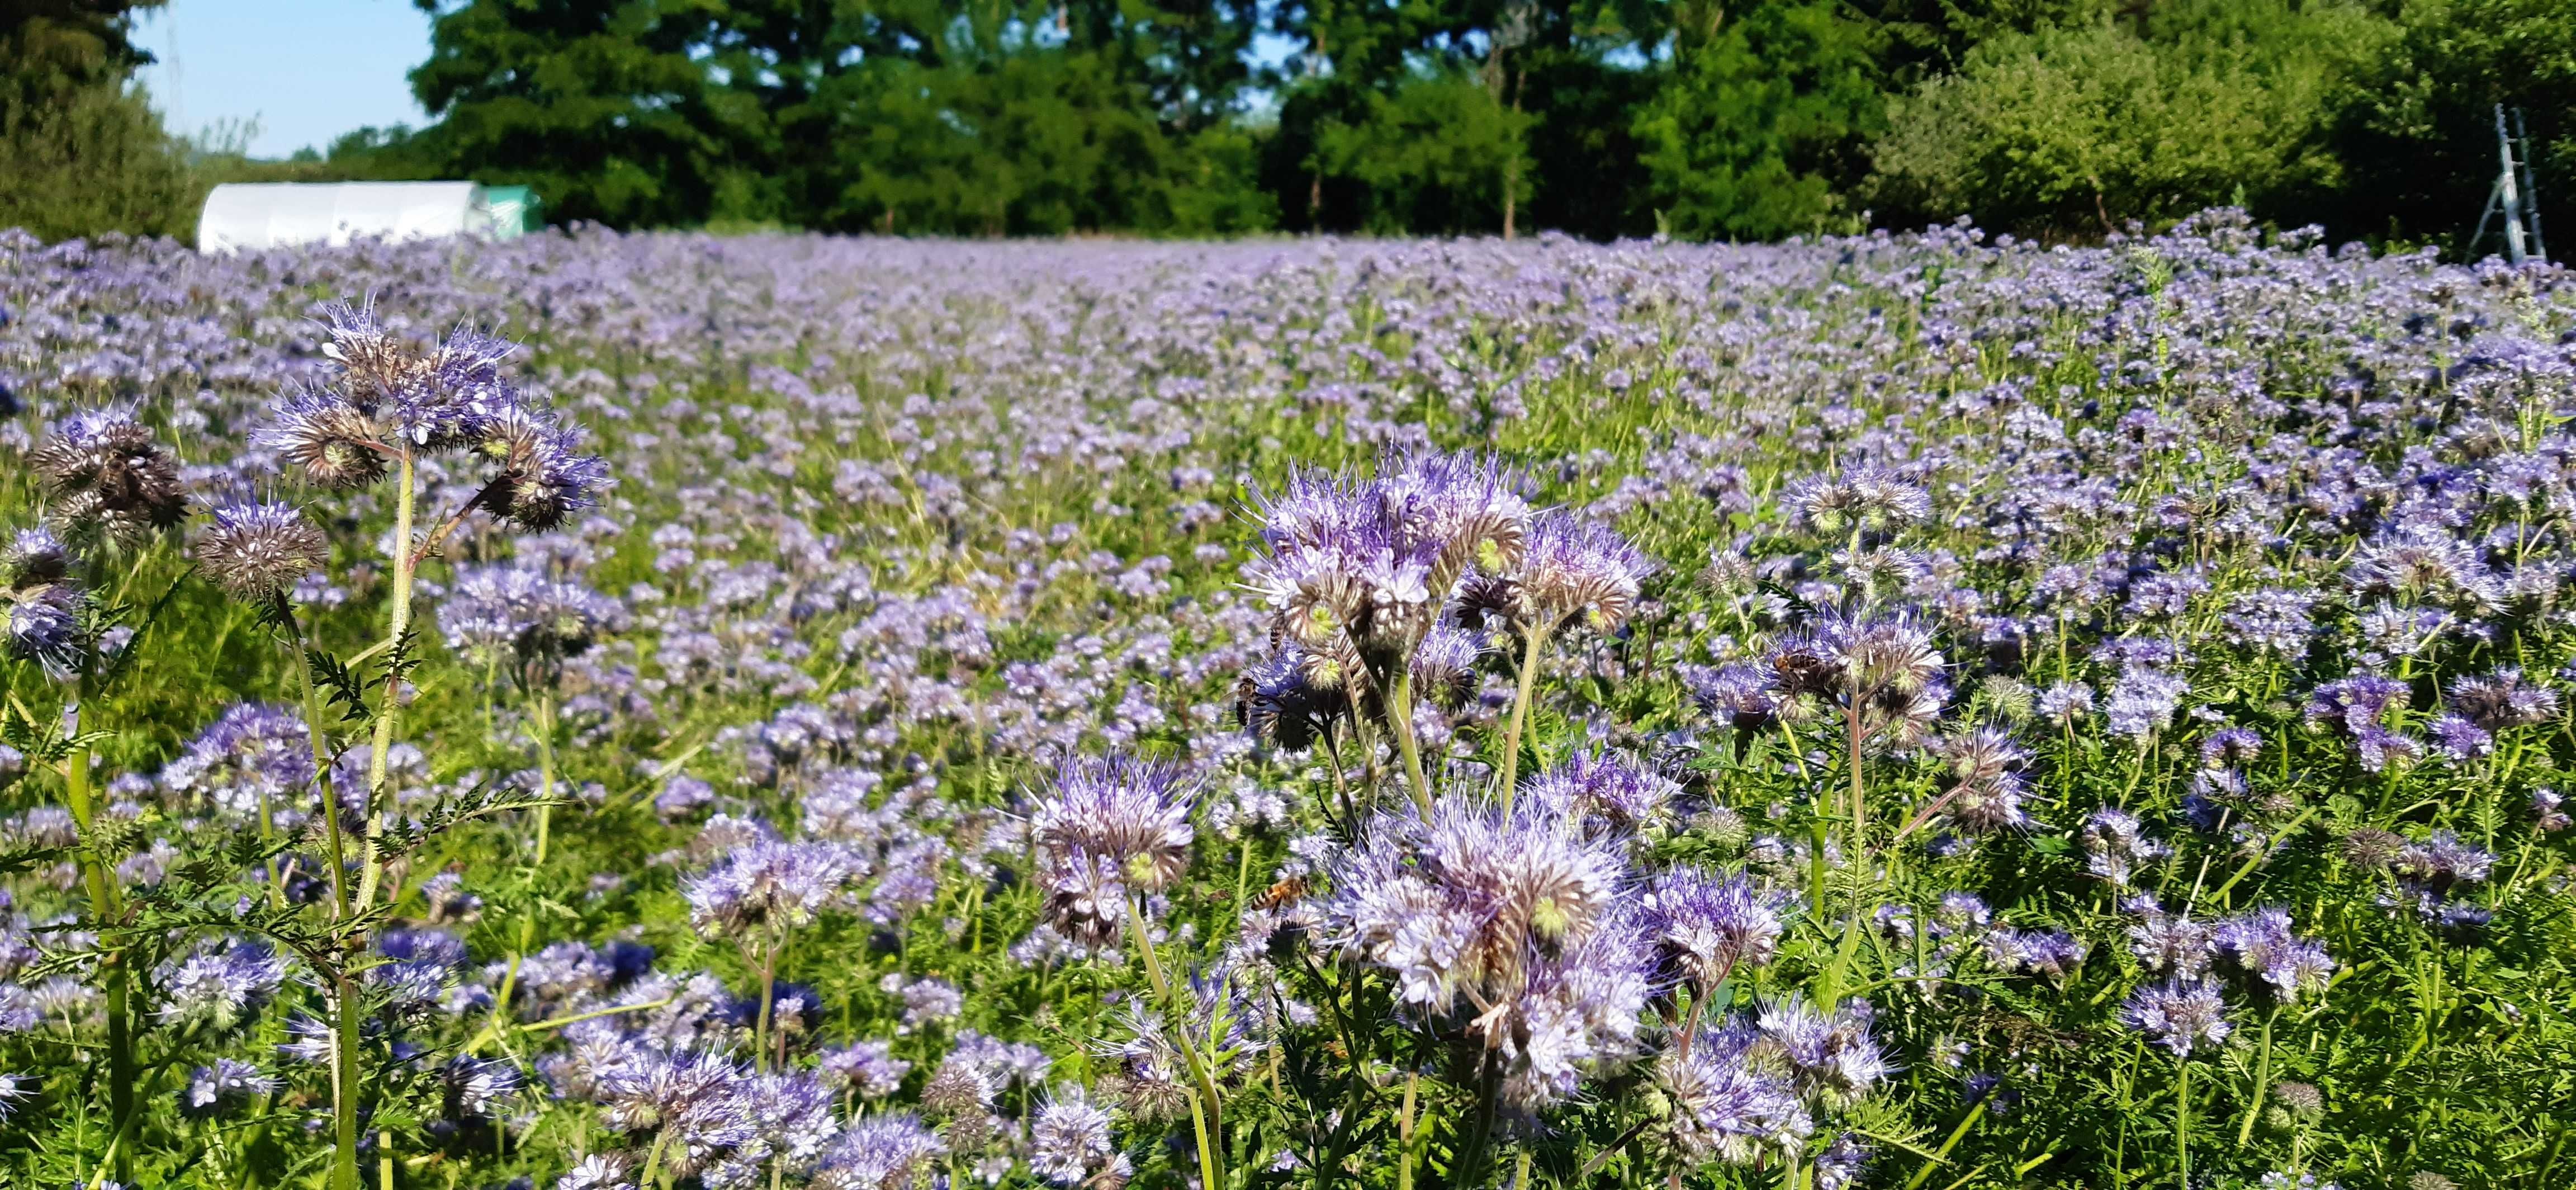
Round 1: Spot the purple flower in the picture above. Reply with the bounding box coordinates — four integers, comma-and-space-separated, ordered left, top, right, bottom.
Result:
682, 840, 868, 937
156, 942, 286, 1034
1521, 749, 1680, 836
811, 1113, 944, 1190
1642, 867, 1789, 986
818, 1040, 911, 1099
1651, 1032, 1811, 1165
1985, 928, 2086, 979
195, 501, 328, 602
1028, 1087, 1125, 1187
158, 703, 314, 824
1518, 510, 1655, 632
2122, 979, 2231, 1056
182, 1059, 277, 1118
28, 407, 189, 544
1027, 755, 1196, 946
2213, 907, 2335, 1002
2081, 808, 2167, 887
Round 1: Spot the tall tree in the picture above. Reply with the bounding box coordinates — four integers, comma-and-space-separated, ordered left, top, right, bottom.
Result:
410, 0, 774, 228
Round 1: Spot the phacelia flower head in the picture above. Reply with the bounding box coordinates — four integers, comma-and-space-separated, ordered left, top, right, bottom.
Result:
1520, 749, 1679, 837
1641, 866, 1789, 986
1028, 1087, 1125, 1188
1027, 755, 1197, 946
1517, 510, 1654, 634
29, 407, 190, 545
182, 1058, 277, 1118
2122, 978, 2231, 1056
1782, 466, 1930, 535
158, 702, 314, 823
196, 501, 328, 602
683, 839, 869, 937
2212, 907, 2334, 1003
811, 1112, 945, 1190
439, 564, 625, 686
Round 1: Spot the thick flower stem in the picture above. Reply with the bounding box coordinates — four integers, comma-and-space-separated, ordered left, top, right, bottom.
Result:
1385, 669, 1435, 819
2175, 1059, 2191, 1189
2237, 1008, 2278, 1146
1497, 622, 1549, 811
277, 598, 365, 1190
356, 449, 419, 915
1127, 898, 1224, 1190
532, 692, 558, 866
61, 729, 135, 1184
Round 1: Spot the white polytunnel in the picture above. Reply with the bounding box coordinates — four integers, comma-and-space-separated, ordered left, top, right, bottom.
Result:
196, 182, 532, 253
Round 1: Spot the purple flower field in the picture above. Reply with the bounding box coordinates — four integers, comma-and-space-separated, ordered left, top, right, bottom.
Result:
1, 212, 2572, 1190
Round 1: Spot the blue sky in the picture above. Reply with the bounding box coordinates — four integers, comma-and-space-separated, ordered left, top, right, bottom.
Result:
135, 0, 436, 159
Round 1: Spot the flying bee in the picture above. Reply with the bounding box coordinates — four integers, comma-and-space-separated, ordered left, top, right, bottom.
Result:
1250, 875, 1311, 911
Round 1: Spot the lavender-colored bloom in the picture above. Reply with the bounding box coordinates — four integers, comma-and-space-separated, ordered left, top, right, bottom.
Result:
1814, 1134, 1870, 1190
2307, 674, 2417, 772
1684, 662, 1780, 733
2390, 831, 2494, 899
2125, 899, 2215, 979
811, 1112, 944, 1190
2106, 667, 2190, 742
157, 942, 286, 1034
2213, 908, 2335, 1002
159, 703, 314, 821
1027, 755, 1196, 946
1756, 997, 1890, 1107
1652, 1035, 1812, 1165
2037, 680, 2094, 725
0, 528, 68, 590
1519, 510, 1655, 632
1520, 749, 1679, 836
195, 501, 328, 602
2535, 788, 2570, 832
818, 1040, 911, 1099
2122, 979, 2231, 1056
1985, 928, 2086, 979
1782, 466, 1930, 533
2222, 588, 2317, 654
2449, 668, 2559, 731
1027, 1087, 1124, 1187
879, 972, 963, 1033
182, 1059, 277, 1118
1643, 867, 1788, 986
2082, 808, 2168, 887
439, 564, 624, 682
3, 582, 88, 679
683, 839, 868, 937
29, 407, 188, 544
1328, 795, 1623, 1014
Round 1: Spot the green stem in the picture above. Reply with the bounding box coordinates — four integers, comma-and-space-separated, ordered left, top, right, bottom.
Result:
61, 726, 135, 1186
2237, 1007, 2277, 1146
356, 450, 419, 914
1905, 1098, 1988, 1190
2175, 1059, 2191, 1190
532, 692, 558, 866
1385, 668, 1435, 818
1498, 621, 1549, 810
1126, 898, 1225, 1190
276, 598, 363, 1190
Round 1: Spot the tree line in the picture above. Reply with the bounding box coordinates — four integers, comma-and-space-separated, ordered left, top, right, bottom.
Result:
3, 0, 2572, 249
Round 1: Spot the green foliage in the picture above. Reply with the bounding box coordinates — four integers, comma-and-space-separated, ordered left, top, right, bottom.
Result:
1315, 69, 1531, 235
1633, 0, 1882, 240
1867, 3, 2390, 234
2331, 0, 2576, 254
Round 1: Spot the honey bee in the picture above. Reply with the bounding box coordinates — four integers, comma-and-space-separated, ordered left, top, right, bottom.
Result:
1249, 875, 1311, 911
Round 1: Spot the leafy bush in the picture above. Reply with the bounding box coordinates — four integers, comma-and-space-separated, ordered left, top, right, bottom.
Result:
1868, 7, 2391, 234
